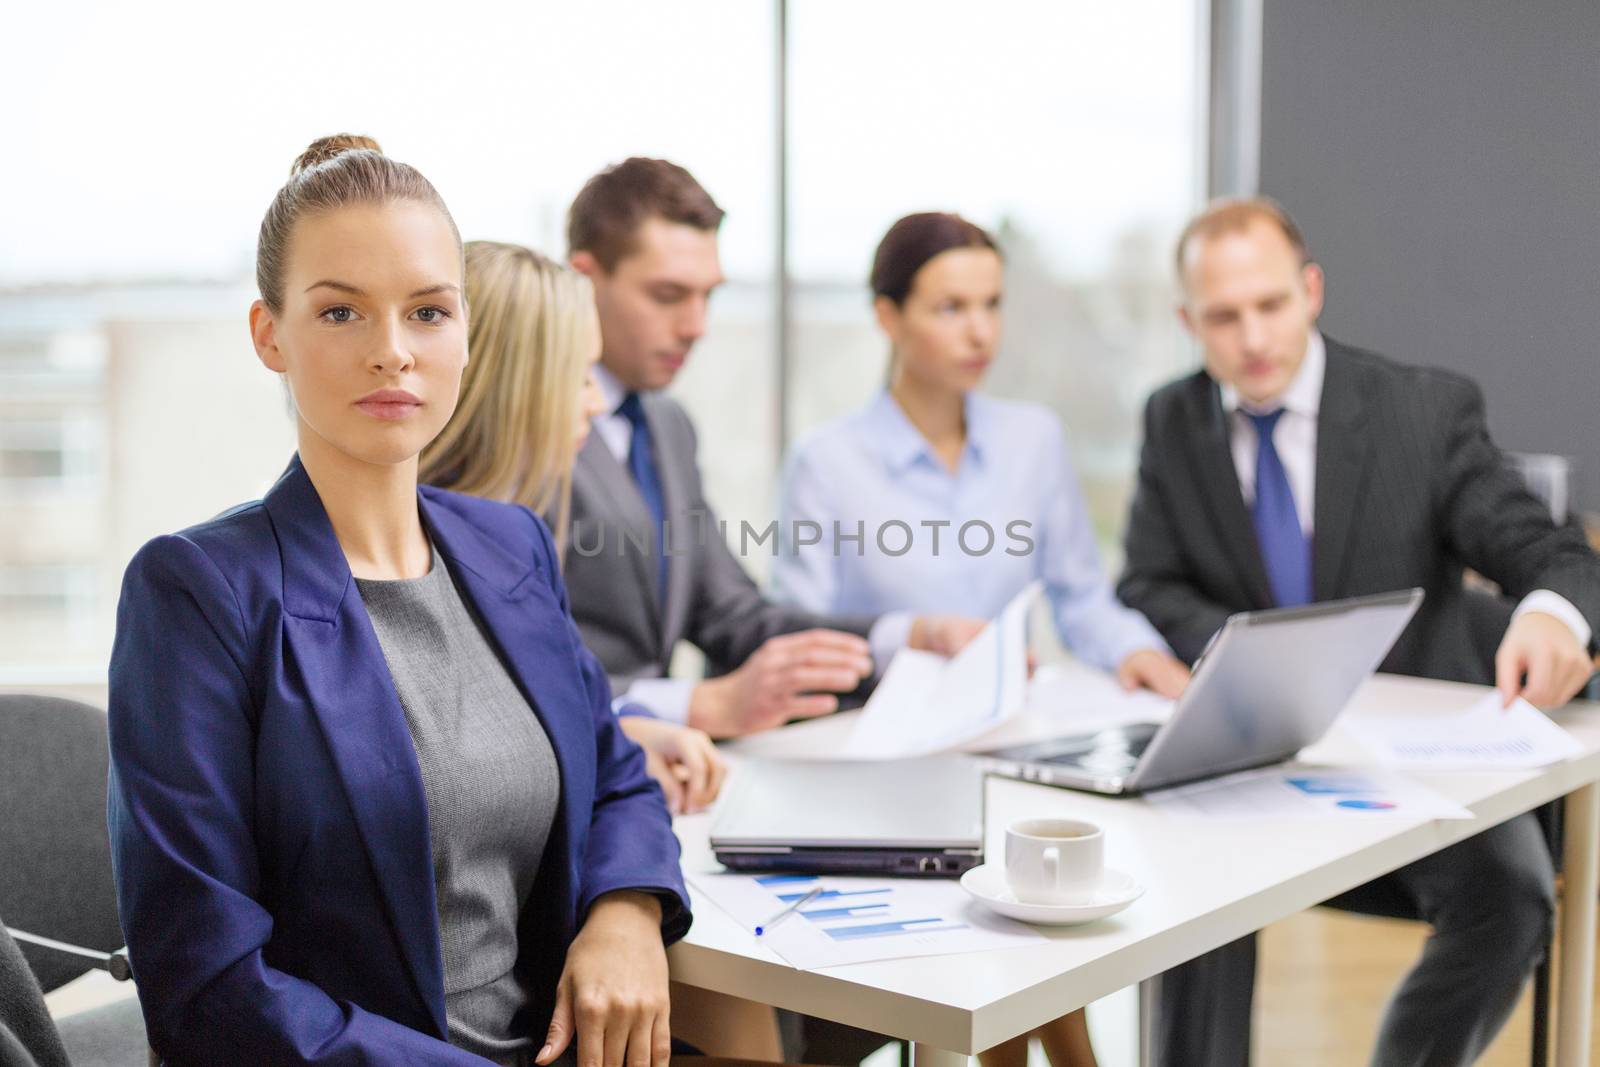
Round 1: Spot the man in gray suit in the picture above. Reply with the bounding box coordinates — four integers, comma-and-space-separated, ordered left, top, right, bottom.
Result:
1119, 197, 1600, 1066
564, 158, 982, 1063
563, 158, 981, 741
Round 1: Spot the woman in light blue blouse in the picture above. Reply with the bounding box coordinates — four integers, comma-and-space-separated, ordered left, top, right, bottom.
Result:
775, 212, 1188, 696
774, 213, 1191, 1067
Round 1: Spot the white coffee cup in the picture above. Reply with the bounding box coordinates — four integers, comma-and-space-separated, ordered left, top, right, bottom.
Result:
1004, 817, 1105, 905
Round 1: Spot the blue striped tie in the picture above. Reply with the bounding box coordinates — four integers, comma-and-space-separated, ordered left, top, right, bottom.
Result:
1246, 410, 1312, 607
617, 393, 668, 602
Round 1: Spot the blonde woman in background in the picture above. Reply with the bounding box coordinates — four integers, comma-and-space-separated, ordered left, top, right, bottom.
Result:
422, 242, 726, 818
421, 242, 780, 1060
421, 240, 599, 554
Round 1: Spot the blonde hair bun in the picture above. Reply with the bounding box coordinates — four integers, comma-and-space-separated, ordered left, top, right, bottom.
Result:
257, 132, 454, 312
290, 134, 384, 177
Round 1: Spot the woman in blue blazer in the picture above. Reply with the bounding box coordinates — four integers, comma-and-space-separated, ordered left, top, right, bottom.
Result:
107, 135, 689, 1067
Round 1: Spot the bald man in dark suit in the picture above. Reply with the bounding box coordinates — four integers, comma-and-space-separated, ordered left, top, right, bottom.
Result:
1119, 198, 1600, 1067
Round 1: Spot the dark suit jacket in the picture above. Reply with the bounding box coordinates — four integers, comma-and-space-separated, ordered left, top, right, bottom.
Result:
1118, 337, 1600, 682
564, 392, 874, 692
108, 457, 689, 1066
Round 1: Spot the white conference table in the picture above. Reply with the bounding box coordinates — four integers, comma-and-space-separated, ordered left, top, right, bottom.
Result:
667, 669, 1600, 1066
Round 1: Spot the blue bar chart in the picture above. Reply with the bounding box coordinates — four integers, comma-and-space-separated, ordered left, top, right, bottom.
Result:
685, 871, 1042, 969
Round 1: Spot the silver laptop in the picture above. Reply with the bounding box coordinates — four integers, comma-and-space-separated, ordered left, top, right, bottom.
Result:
983, 589, 1424, 795
710, 755, 985, 877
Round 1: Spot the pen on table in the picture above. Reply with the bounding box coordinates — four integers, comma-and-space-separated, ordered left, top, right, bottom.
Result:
755, 887, 823, 937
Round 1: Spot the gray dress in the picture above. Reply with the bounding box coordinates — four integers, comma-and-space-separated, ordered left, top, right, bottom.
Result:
356, 547, 561, 1063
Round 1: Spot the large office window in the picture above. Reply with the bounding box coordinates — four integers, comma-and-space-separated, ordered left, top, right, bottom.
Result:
786, 0, 1204, 550
0, 0, 778, 682
0, 1, 1202, 685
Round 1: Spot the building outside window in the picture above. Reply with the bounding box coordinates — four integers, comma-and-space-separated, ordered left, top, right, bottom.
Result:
0, 0, 1203, 693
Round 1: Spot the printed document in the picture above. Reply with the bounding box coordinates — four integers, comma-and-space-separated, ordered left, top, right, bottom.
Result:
686, 870, 1044, 970
1147, 766, 1474, 821
1342, 693, 1582, 770
844, 582, 1040, 758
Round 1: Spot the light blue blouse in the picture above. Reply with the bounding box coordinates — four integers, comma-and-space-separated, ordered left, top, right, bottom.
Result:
772, 389, 1167, 672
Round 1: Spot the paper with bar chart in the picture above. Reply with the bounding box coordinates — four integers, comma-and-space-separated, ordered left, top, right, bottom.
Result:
1146, 766, 1474, 820
1341, 693, 1583, 770
686, 871, 1045, 970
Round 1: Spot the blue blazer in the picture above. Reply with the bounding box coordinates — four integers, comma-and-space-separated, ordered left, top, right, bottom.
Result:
108, 457, 690, 1066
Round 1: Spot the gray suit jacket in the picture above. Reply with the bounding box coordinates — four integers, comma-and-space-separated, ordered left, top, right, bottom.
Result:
1117, 337, 1600, 682
563, 392, 875, 696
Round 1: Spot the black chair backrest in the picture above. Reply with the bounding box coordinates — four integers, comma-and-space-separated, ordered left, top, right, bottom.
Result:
0, 917, 69, 1067
0, 694, 123, 993
0, 1023, 40, 1067
1462, 585, 1516, 684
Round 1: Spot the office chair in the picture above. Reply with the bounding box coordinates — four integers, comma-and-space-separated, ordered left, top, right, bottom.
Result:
1462, 589, 1561, 1066
1378, 452, 1577, 1066
0, 916, 68, 1067
0, 694, 146, 1066
1504, 452, 1581, 1067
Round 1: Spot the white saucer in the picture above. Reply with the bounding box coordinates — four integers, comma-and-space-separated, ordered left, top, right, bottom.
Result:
959, 864, 1144, 926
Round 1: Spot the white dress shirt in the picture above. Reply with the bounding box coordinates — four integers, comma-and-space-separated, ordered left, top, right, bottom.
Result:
590, 362, 634, 465
588, 363, 909, 723
1224, 332, 1590, 647
1221, 332, 1325, 535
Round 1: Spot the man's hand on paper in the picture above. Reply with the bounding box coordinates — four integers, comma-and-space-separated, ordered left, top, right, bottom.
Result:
688, 629, 873, 738
1495, 611, 1594, 709
1116, 648, 1191, 700
908, 614, 988, 657
618, 716, 726, 814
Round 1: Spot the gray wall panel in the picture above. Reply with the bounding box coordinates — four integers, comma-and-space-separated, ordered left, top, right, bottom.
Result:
1257, 1, 1600, 509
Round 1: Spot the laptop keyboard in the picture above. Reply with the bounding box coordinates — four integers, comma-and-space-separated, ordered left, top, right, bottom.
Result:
989, 722, 1159, 773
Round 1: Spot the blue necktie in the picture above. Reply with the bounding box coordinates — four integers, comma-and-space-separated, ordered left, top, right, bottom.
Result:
1246, 409, 1312, 607
617, 393, 668, 602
